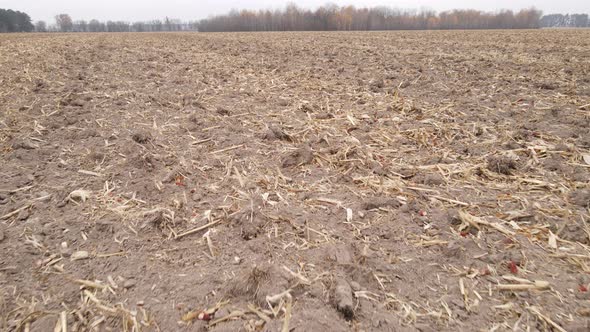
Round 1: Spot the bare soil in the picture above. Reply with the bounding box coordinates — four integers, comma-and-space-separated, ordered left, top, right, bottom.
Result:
1, 30, 589, 331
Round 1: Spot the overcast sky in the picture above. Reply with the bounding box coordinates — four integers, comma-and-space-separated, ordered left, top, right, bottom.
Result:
1, 0, 588, 23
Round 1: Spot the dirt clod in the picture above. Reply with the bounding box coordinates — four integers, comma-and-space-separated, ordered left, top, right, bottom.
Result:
423, 173, 445, 186
543, 156, 564, 172
536, 81, 558, 90
487, 155, 518, 175
13, 139, 37, 150
282, 145, 313, 167
315, 113, 334, 119
361, 197, 401, 210
227, 264, 288, 306
560, 222, 589, 244
241, 222, 261, 240
142, 210, 165, 229
349, 281, 361, 291
216, 107, 230, 116
16, 208, 30, 221
334, 278, 354, 319
570, 189, 590, 208
326, 244, 354, 265
131, 131, 152, 144
369, 78, 385, 92
263, 125, 290, 141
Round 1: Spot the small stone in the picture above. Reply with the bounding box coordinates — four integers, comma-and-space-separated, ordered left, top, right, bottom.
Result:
0, 228, 5, 242
349, 281, 361, 291
233, 256, 242, 265
123, 279, 137, 289
60, 246, 71, 258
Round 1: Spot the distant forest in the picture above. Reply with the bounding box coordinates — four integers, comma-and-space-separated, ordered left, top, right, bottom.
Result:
49, 14, 198, 32
0, 9, 34, 32
540, 14, 590, 28
198, 6, 544, 31
1, 5, 589, 33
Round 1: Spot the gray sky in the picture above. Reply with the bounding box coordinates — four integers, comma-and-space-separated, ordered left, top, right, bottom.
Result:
1, 0, 588, 24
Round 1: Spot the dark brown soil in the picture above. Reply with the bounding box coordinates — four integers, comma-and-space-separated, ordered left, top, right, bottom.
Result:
0, 30, 589, 332
571, 189, 590, 208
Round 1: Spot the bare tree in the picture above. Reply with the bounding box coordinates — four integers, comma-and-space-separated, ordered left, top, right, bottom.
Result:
132, 22, 146, 32
74, 20, 88, 32
88, 19, 105, 32
35, 20, 47, 32
55, 14, 73, 32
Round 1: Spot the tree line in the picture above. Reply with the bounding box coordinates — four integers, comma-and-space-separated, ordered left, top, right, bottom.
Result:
0, 8, 34, 32
50, 14, 198, 32
541, 14, 590, 27
197, 5, 544, 32
2, 5, 590, 33
37, 14, 198, 32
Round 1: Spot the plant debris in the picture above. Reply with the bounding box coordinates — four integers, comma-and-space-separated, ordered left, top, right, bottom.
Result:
0, 30, 589, 331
